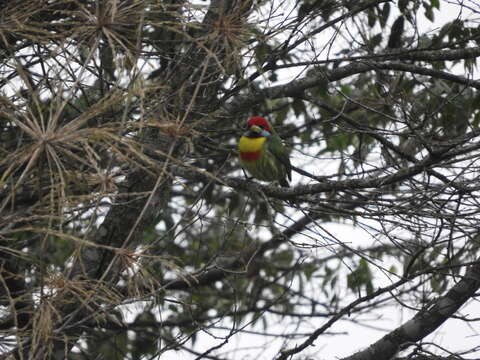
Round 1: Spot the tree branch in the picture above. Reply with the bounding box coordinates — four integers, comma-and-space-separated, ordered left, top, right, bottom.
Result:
225, 59, 480, 115
341, 259, 480, 360
275, 256, 480, 360
174, 133, 480, 200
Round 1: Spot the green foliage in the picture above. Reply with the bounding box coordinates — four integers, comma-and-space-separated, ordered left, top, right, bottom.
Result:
379, 3, 391, 28
423, 1, 435, 22
388, 16, 405, 48
298, 0, 336, 20
398, 0, 410, 13
86, 329, 129, 360
132, 311, 160, 360
347, 259, 373, 295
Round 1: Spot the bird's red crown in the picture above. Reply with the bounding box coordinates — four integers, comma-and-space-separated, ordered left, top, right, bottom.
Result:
247, 117, 271, 132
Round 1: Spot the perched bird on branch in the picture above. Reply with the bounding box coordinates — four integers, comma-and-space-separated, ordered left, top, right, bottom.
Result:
238, 116, 292, 187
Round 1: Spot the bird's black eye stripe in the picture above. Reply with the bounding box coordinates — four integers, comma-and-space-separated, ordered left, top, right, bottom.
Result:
259, 125, 264, 129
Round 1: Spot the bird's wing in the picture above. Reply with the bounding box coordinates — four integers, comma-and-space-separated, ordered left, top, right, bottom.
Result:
266, 135, 292, 181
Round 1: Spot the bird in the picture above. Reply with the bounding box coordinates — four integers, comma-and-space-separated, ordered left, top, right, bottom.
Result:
238, 116, 292, 187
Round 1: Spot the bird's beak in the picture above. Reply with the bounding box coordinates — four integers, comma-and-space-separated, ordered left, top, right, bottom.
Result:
249, 125, 262, 133
243, 125, 269, 138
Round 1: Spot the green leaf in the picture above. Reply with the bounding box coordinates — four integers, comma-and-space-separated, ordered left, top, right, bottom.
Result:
255, 43, 272, 65
274, 250, 294, 266
380, 3, 390, 28
369, 33, 383, 49
388, 16, 405, 48
96, 330, 128, 360
398, 0, 410, 13
254, 202, 269, 223
304, 264, 317, 280
268, 71, 278, 82
326, 133, 352, 151
320, 0, 336, 21
347, 259, 373, 293
292, 98, 306, 117
367, 9, 376, 27
340, 84, 352, 96
366, 281, 374, 296
423, 3, 434, 22
430, 275, 445, 293
330, 275, 338, 289
275, 105, 289, 123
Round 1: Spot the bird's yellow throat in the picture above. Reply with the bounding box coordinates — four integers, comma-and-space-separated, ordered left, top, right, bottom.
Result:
238, 136, 267, 153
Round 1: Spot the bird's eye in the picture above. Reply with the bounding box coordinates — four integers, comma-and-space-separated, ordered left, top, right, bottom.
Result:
259, 125, 264, 129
